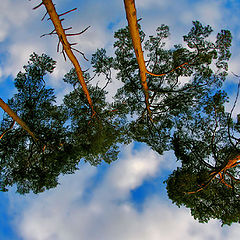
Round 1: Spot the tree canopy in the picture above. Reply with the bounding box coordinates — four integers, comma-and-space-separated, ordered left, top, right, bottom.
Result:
165, 84, 240, 225
0, 53, 74, 194
0, 1, 239, 225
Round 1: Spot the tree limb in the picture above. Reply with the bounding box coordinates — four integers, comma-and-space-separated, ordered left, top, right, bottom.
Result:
0, 120, 15, 140
0, 98, 38, 141
41, 0, 95, 116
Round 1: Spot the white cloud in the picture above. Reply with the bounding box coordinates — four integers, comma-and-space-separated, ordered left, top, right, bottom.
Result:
193, 1, 223, 27
137, 0, 170, 9
0, 0, 30, 42
6, 144, 239, 240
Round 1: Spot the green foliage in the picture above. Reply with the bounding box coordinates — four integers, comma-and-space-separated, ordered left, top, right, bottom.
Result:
165, 90, 240, 225
91, 21, 239, 226
63, 68, 129, 165
92, 21, 232, 156
0, 53, 77, 194
165, 167, 240, 226
0, 20, 237, 228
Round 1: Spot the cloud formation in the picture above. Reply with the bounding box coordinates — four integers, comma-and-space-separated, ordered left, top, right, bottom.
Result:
1, 1, 240, 239
8, 144, 239, 240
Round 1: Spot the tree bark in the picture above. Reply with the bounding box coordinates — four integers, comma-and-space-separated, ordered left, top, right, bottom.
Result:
123, 0, 151, 118
42, 0, 95, 115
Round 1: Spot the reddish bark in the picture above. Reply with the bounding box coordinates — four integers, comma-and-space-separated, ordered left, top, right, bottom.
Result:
41, 0, 95, 116
0, 97, 38, 141
188, 154, 240, 194
123, 0, 151, 118
123, 0, 191, 119
0, 120, 15, 140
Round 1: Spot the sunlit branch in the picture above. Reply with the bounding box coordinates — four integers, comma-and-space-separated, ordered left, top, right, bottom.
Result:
35, 0, 95, 116
188, 154, 240, 194
123, 0, 152, 119
147, 62, 189, 77
0, 120, 15, 140
0, 97, 38, 141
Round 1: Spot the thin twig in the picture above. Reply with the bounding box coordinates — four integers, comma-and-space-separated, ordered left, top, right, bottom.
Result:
33, 2, 43, 10
71, 47, 88, 61
66, 26, 91, 36
0, 120, 15, 140
40, 29, 56, 38
227, 76, 240, 149
41, 11, 48, 21
59, 8, 77, 17
64, 27, 73, 31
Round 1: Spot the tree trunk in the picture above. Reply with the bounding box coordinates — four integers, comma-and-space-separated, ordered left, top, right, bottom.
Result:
123, 0, 151, 118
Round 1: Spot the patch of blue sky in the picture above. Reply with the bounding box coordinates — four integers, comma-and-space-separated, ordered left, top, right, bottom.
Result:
77, 161, 110, 203
130, 142, 178, 210
223, 80, 239, 97
0, 75, 16, 119
107, 18, 121, 31
130, 172, 170, 212
0, 76, 15, 101
0, 192, 22, 240
223, 0, 240, 10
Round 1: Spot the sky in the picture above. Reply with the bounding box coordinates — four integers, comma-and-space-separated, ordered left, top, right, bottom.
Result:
0, 0, 240, 239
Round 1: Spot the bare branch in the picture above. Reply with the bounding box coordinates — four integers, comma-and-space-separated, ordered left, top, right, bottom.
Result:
62, 50, 67, 61
66, 26, 90, 36
230, 77, 240, 118
227, 76, 240, 149
147, 62, 189, 77
0, 98, 38, 141
64, 27, 73, 31
33, 2, 43, 10
71, 47, 88, 61
59, 8, 77, 17
226, 172, 240, 182
0, 120, 15, 140
123, 0, 152, 119
57, 39, 60, 52
187, 172, 219, 194
40, 29, 56, 38
41, 11, 48, 21
41, 0, 95, 115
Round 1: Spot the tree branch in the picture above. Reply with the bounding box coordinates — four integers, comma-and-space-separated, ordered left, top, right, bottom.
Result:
0, 120, 15, 140
41, 0, 95, 116
0, 98, 38, 141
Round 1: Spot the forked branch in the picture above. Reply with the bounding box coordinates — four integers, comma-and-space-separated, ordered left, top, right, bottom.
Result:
123, 0, 193, 119
187, 154, 240, 194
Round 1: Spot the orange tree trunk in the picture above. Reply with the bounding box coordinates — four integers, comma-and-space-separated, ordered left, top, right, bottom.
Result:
123, 0, 151, 118
0, 97, 38, 141
42, 0, 95, 115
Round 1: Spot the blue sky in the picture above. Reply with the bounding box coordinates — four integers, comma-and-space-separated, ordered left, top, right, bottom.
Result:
1, 0, 240, 239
